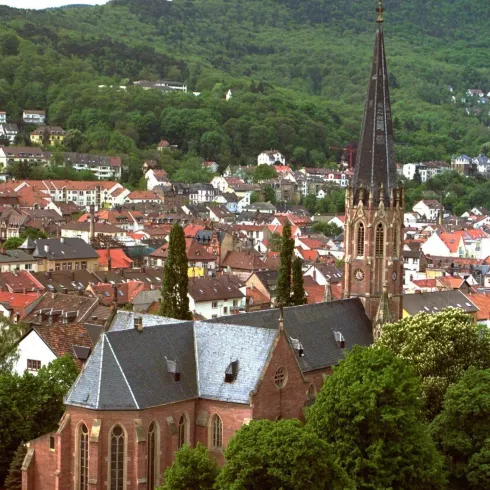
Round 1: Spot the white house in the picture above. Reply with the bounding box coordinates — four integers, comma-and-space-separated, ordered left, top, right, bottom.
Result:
0, 112, 6, 124
145, 168, 170, 190
257, 150, 286, 166
413, 200, 443, 221
13, 329, 57, 375
23, 110, 46, 125
187, 276, 246, 319
0, 123, 18, 143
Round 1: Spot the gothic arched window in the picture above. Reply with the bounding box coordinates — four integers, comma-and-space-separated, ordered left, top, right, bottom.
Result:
356, 222, 365, 257
178, 414, 189, 449
375, 223, 385, 258
110, 425, 125, 490
78, 423, 89, 490
211, 414, 223, 449
147, 422, 157, 490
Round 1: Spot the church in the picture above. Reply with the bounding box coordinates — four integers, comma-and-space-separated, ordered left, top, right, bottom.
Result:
21, 2, 403, 489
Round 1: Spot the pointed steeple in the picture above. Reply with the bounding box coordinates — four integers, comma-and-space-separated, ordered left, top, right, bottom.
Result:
353, 0, 397, 205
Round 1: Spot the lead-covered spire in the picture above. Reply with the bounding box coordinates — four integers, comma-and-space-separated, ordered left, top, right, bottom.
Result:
353, 0, 397, 205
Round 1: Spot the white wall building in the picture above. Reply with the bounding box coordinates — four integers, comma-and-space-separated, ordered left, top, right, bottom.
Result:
257, 150, 286, 166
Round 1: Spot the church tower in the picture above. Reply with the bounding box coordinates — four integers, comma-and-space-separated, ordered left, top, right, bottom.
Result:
343, 1, 403, 337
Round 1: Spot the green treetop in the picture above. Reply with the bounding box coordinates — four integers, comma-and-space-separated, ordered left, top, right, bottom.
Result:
216, 419, 352, 490
159, 443, 218, 490
430, 367, 490, 489
291, 256, 306, 306
306, 346, 447, 490
275, 222, 294, 306
159, 224, 193, 320
377, 308, 490, 419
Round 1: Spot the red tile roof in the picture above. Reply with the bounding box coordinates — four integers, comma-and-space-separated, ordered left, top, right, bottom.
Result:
96, 249, 133, 269
465, 293, 490, 321
0, 292, 39, 318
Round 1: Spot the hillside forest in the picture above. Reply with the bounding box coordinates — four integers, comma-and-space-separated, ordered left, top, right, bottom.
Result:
0, 0, 489, 195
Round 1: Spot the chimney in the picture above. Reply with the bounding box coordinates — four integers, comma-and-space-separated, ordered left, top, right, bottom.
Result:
107, 245, 111, 272
60, 237, 65, 244
89, 204, 95, 243
134, 316, 143, 332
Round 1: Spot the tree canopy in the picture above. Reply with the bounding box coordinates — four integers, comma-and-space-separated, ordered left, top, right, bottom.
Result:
159, 443, 218, 490
216, 419, 351, 490
306, 346, 447, 490
275, 222, 294, 306
377, 308, 490, 418
430, 367, 490, 489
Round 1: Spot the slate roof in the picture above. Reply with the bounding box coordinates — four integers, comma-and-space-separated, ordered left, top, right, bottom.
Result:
403, 291, 478, 316
33, 238, 99, 260
66, 300, 373, 410
0, 249, 36, 264
209, 299, 372, 373
188, 276, 245, 302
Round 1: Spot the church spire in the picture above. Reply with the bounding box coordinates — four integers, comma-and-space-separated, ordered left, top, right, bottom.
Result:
353, 0, 397, 205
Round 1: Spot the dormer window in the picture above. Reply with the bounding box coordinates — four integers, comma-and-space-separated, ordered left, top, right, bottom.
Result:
290, 337, 304, 357
165, 357, 181, 382
334, 331, 345, 349
224, 360, 239, 383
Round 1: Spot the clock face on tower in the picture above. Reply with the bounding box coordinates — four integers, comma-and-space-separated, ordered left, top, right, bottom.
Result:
392, 271, 397, 281
355, 269, 365, 282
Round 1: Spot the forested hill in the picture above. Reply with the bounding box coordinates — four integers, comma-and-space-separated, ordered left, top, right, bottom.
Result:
0, 0, 489, 178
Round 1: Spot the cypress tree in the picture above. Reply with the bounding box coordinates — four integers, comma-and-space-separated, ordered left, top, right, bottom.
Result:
160, 224, 192, 320
276, 222, 294, 306
5, 444, 26, 490
291, 257, 306, 306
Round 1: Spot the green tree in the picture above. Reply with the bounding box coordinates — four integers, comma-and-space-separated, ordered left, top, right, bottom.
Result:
306, 346, 447, 490
159, 443, 218, 490
430, 367, 490, 489
0, 356, 78, 485
312, 221, 342, 237
0, 317, 24, 372
63, 129, 87, 152
377, 308, 490, 419
2, 237, 23, 250
275, 222, 294, 306
253, 165, 278, 182
159, 224, 192, 320
4, 444, 26, 490
216, 419, 351, 490
268, 232, 282, 252
291, 257, 306, 305
250, 191, 260, 204
263, 184, 276, 204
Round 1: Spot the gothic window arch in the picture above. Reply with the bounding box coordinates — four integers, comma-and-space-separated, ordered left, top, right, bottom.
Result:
375, 223, 385, 258
147, 421, 160, 490
356, 222, 365, 257
393, 223, 399, 258
109, 424, 126, 490
210, 414, 223, 449
77, 422, 89, 490
178, 413, 190, 449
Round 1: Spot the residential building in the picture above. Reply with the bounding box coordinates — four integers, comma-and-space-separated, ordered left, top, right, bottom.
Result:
32, 237, 100, 272
0, 146, 48, 167
61, 153, 122, 180
0, 123, 18, 143
61, 222, 127, 243
23, 110, 46, 125
451, 154, 477, 176
145, 168, 170, 190
0, 248, 38, 272
402, 161, 450, 182
30, 126, 65, 146
246, 270, 278, 305
188, 276, 246, 318
257, 150, 286, 166
126, 190, 162, 204
0, 111, 6, 123
0, 291, 39, 322
133, 80, 187, 92
203, 161, 219, 173
189, 183, 216, 204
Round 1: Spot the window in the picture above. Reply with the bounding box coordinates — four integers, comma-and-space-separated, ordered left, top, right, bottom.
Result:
49, 435, 55, 451
78, 424, 89, 490
75, 262, 80, 270
211, 414, 223, 449
110, 425, 125, 490
356, 222, 365, 256
274, 366, 288, 389
147, 422, 157, 490
81, 261, 87, 270
62, 262, 68, 271
232, 299, 238, 307
55, 263, 61, 271
223, 307, 228, 314
67, 262, 73, 271
375, 223, 384, 258
212, 301, 218, 308
178, 414, 189, 449
25, 264, 32, 270
27, 359, 41, 371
